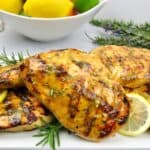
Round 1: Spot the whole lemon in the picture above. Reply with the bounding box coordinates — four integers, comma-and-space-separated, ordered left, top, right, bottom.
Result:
0, 0, 23, 14
23, 0, 74, 18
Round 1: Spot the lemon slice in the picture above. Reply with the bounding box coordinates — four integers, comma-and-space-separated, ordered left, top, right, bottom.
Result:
119, 93, 150, 136
0, 90, 8, 103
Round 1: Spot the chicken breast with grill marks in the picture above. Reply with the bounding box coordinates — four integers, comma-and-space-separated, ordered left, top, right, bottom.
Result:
20, 49, 129, 141
92, 45, 150, 88
0, 88, 52, 131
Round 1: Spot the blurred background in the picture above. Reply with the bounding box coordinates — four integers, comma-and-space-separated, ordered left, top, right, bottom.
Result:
0, 0, 149, 52
1, 0, 150, 31
96, 0, 150, 23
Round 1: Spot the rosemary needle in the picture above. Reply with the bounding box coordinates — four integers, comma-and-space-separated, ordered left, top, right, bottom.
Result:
0, 50, 29, 66
0, 50, 19, 65
33, 120, 62, 150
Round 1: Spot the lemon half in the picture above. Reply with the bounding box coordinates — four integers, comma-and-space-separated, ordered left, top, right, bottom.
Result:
119, 93, 150, 136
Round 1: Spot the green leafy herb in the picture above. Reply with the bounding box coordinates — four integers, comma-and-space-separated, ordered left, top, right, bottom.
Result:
33, 120, 62, 150
90, 19, 150, 49
0, 49, 30, 66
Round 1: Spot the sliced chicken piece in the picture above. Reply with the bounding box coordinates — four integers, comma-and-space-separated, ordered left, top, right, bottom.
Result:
92, 45, 150, 88
20, 49, 129, 141
0, 88, 52, 132
0, 63, 24, 89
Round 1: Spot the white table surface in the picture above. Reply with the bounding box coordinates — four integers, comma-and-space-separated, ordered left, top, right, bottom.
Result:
0, 23, 98, 55
0, 23, 150, 150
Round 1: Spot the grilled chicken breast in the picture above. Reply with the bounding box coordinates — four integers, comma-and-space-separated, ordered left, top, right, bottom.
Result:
0, 88, 52, 131
92, 45, 150, 88
20, 49, 129, 141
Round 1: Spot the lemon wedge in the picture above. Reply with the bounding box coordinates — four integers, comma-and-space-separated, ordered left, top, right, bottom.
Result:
23, 0, 74, 18
0, 0, 23, 14
119, 93, 150, 136
0, 90, 8, 103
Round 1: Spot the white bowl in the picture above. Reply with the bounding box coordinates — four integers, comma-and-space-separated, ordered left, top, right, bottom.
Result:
0, 0, 107, 41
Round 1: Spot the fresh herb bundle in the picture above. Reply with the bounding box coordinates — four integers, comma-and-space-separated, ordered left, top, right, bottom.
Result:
90, 19, 150, 49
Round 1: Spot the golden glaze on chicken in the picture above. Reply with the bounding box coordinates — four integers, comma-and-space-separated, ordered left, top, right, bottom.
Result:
92, 45, 150, 88
0, 88, 52, 131
20, 49, 129, 141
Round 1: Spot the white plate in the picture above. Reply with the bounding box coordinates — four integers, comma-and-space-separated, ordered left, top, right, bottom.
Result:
0, 22, 150, 150
0, 131, 150, 150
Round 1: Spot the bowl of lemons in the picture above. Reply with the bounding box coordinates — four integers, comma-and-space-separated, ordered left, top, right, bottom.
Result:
0, 0, 107, 41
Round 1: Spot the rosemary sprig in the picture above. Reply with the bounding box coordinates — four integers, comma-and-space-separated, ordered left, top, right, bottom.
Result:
93, 34, 150, 48
91, 20, 150, 33
33, 120, 62, 150
0, 50, 29, 66
90, 19, 150, 49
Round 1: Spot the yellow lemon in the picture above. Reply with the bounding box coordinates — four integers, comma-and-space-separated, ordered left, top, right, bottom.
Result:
23, 0, 74, 18
0, 0, 23, 14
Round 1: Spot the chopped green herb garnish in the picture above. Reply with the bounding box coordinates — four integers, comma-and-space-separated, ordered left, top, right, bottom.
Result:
49, 88, 64, 97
